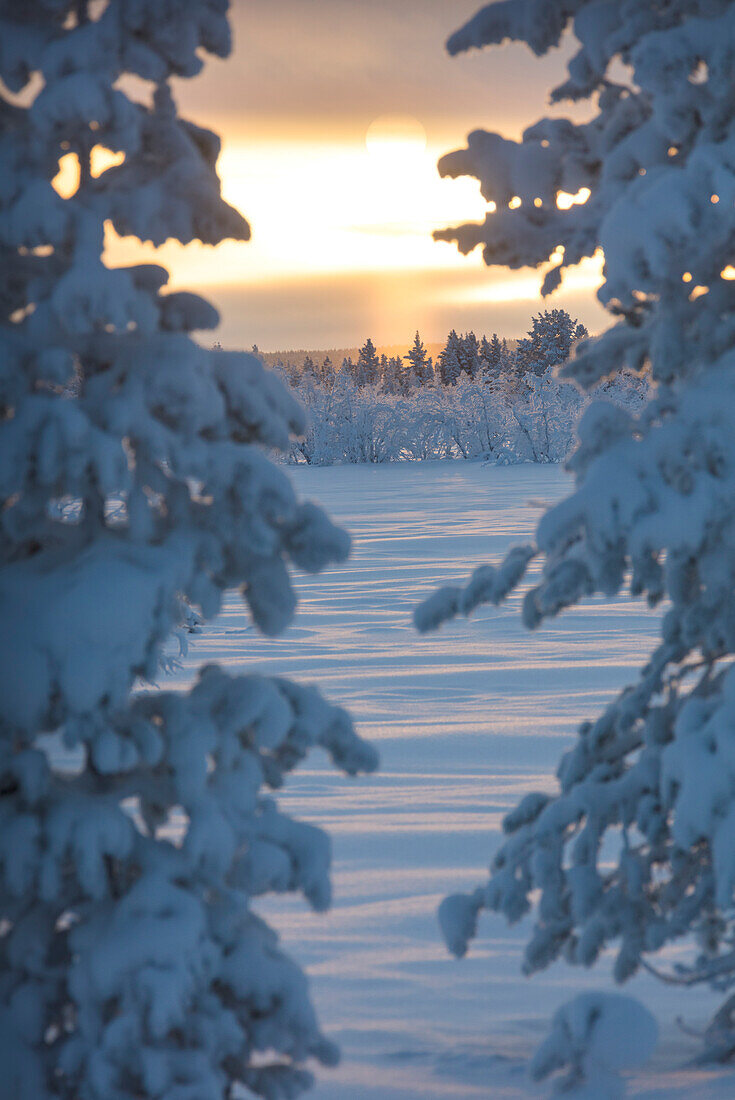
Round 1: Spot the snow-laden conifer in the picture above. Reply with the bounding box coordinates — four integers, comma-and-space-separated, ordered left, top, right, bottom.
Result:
421, 0, 735, 1061
460, 330, 482, 379
437, 329, 463, 385
404, 331, 434, 387
0, 4, 377, 1097
381, 354, 405, 395
356, 337, 380, 387
515, 309, 588, 377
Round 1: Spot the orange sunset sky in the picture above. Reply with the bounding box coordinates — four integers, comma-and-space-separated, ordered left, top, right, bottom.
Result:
110, 0, 609, 351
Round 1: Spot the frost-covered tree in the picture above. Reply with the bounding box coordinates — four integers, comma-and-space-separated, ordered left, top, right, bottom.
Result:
341, 354, 356, 383
480, 332, 514, 381
515, 309, 588, 377
405, 330, 433, 387
460, 330, 482, 379
440, 346, 462, 386
508, 370, 579, 464
421, 0, 735, 1063
284, 360, 642, 467
437, 329, 463, 385
381, 354, 404, 395
355, 337, 379, 387
0, 4, 378, 1098
480, 333, 499, 366
301, 352, 316, 382
320, 354, 335, 388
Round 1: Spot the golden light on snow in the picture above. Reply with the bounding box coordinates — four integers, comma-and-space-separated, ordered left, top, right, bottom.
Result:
556, 186, 591, 210
721, 265, 735, 280
689, 284, 709, 300
52, 152, 80, 198
52, 145, 125, 197
509, 195, 522, 209
682, 271, 693, 282
711, 193, 720, 204
91, 146, 125, 178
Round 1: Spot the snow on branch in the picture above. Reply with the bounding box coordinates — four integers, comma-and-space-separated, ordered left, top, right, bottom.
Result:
432, 0, 735, 1068
531, 993, 657, 1098
414, 545, 536, 632
0, 4, 376, 1096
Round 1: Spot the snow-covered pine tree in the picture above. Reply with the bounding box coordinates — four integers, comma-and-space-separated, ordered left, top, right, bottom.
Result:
405, 330, 433, 386
378, 352, 389, 389
437, 329, 463, 385
381, 355, 403, 395
321, 354, 335, 388
421, 0, 735, 1061
455, 332, 469, 377
479, 332, 504, 380
283, 357, 301, 387
440, 347, 462, 386
461, 330, 482, 379
301, 352, 316, 382
0, 4, 377, 1098
393, 355, 409, 393
479, 332, 495, 364
356, 337, 379, 387
515, 309, 588, 377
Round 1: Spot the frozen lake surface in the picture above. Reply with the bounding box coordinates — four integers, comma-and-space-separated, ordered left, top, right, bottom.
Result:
175, 461, 732, 1098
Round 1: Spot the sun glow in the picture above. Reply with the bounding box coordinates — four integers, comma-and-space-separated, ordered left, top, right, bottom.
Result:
365, 115, 427, 157
94, 132, 606, 327
103, 135, 489, 287
556, 186, 591, 210
453, 250, 605, 306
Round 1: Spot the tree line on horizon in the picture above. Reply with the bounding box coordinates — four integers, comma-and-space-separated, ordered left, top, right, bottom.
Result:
266, 308, 589, 395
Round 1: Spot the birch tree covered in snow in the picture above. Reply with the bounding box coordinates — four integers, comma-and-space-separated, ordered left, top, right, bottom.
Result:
419, 0, 735, 1068
0, 3, 377, 1098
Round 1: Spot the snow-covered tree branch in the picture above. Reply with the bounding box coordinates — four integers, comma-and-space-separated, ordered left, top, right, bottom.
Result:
0, 4, 377, 1097
421, 0, 735, 1067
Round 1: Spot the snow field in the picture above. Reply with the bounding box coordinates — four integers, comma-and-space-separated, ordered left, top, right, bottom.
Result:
174, 462, 733, 1097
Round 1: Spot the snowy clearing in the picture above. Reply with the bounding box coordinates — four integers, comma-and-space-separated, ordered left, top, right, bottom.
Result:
172, 462, 734, 1098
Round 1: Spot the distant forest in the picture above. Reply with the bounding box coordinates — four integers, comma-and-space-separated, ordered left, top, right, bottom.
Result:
259, 309, 587, 394
246, 310, 647, 466
259, 343, 451, 372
